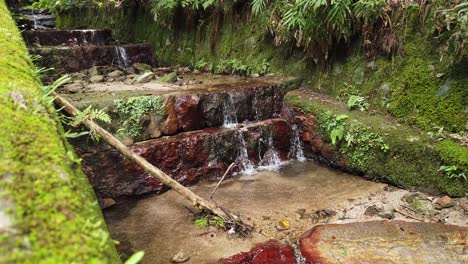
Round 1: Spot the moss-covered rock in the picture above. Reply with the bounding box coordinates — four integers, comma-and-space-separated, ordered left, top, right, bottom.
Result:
0, 1, 120, 262
285, 90, 468, 197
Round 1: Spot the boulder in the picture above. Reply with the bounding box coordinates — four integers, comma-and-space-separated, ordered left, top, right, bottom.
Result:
136, 72, 155, 83
160, 72, 177, 83
90, 75, 105, 83
404, 192, 435, 216
132, 63, 152, 73
300, 221, 468, 264
435, 196, 455, 209
62, 81, 84, 94
88, 66, 103, 77
107, 70, 124, 78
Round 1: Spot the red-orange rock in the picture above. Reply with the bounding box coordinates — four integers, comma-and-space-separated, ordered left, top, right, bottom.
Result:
300, 221, 468, 264
220, 240, 296, 264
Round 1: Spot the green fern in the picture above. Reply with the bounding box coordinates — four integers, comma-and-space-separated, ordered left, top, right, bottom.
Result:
69, 106, 111, 142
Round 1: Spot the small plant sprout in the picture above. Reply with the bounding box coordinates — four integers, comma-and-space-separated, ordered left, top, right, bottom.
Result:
347, 95, 370, 111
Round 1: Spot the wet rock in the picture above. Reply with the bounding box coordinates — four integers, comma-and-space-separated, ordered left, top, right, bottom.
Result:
459, 198, 468, 214
160, 72, 177, 83
136, 72, 155, 83
90, 75, 105, 83
300, 221, 468, 264
23, 29, 112, 46
316, 209, 337, 219
435, 196, 455, 209
62, 81, 85, 94
88, 66, 103, 77
378, 207, 395, 220
162, 96, 180, 135
132, 63, 152, 73
174, 95, 203, 131
221, 240, 295, 264
404, 193, 435, 216
107, 70, 124, 78
29, 44, 155, 74
171, 251, 190, 263
364, 205, 382, 217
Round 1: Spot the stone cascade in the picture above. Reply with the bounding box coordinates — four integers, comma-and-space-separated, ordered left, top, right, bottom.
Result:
67, 75, 306, 201
15, 9, 155, 73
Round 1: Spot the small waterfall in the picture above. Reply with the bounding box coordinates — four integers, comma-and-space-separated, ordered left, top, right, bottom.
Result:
223, 94, 238, 128
114, 46, 129, 70
252, 94, 259, 121
32, 10, 38, 30
235, 130, 255, 175
288, 124, 306, 162
258, 131, 283, 170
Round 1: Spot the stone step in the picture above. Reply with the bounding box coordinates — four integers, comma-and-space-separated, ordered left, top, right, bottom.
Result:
14, 9, 55, 30
63, 73, 287, 142
23, 29, 113, 46
29, 43, 155, 73
72, 118, 293, 199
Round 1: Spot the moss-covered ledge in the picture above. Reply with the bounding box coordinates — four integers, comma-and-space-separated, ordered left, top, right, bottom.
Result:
0, 1, 120, 262
285, 90, 468, 197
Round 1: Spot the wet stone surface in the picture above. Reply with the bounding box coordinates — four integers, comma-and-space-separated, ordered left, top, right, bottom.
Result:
300, 221, 468, 264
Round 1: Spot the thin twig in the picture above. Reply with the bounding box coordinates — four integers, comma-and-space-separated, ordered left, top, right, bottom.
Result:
210, 162, 236, 199
395, 207, 425, 221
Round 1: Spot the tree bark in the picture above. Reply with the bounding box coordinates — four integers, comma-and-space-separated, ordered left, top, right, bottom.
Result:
53, 93, 240, 222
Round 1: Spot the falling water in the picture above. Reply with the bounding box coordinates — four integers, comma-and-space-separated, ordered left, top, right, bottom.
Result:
288, 124, 306, 162
32, 10, 38, 30
235, 130, 255, 175
252, 94, 259, 121
223, 94, 238, 128
114, 46, 129, 70
258, 131, 283, 171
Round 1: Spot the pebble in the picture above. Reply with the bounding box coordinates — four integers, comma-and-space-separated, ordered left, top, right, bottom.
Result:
172, 251, 190, 263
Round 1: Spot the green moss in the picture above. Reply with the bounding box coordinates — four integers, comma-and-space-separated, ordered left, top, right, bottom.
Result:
435, 140, 468, 172
285, 91, 468, 196
0, 1, 120, 262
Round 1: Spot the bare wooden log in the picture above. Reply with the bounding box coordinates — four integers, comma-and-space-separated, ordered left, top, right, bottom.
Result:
210, 162, 236, 199
53, 93, 242, 223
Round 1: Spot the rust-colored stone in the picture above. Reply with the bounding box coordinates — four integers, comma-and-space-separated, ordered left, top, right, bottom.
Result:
174, 95, 203, 131
79, 119, 292, 199
220, 240, 296, 264
300, 221, 468, 264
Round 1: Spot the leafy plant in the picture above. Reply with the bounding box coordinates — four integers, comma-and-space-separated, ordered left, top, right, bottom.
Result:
347, 95, 369, 111
69, 106, 111, 142
193, 214, 225, 229
114, 96, 165, 138
439, 165, 467, 181
435, 2, 468, 61
41, 75, 71, 105
194, 58, 209, 71
319, 110, 389, 167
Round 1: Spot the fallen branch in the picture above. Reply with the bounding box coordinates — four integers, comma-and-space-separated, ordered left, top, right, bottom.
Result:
53, 93, 251, 232
210, 162, 236, 199
395, 207, 425, 222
